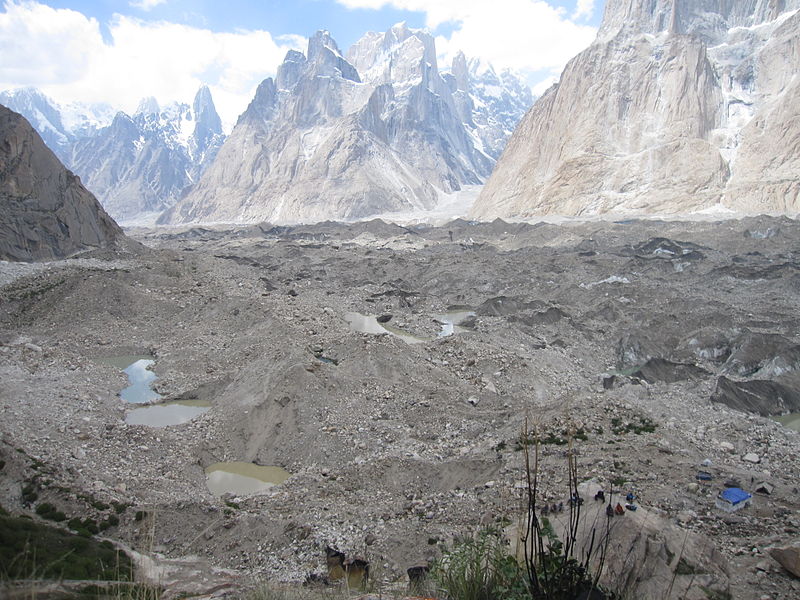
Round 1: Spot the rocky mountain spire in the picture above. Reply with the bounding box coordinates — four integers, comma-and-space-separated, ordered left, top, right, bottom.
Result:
472, 0, 800, 219
189, 85, 224, 173
161, 24, 526, 226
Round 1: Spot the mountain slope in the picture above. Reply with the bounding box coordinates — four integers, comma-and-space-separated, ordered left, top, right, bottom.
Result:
0, 86, 226, 223
0, 104, 123, 261
68, 86, 226, 222
162, 25, 531, 225
472, 0, 800, 219
0, 88, 75, 164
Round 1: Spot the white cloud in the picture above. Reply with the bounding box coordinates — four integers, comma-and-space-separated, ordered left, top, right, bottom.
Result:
573, 0, 595, 20
130, 0, 168, 11
335, 0, 597, 89
0, 1, 304, 130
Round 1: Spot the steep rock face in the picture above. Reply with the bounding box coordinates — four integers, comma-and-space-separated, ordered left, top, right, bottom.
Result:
444, 54, 535, 161
472, 0, 800, 219
189, 85, 225, 175
0, 104, 122, 261
0, 88, 114, 164
163, 25, 525, 225
0, 88, 74, 164
69, 88, 225, 221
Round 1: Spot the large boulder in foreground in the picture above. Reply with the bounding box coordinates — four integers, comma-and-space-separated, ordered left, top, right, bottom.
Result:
0, 104, 123, 262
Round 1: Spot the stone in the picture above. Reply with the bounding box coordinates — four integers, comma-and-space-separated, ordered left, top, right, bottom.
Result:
743, 453, 761, 464
160, 26, 531, 225
770, 546, 800, 579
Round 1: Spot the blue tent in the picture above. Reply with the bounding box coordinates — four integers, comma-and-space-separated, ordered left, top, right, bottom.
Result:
720, 488, 751, 504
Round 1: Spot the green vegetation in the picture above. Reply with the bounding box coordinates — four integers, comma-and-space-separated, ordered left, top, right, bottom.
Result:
610, 416, 657, 436
35, 502, 67, 522
21, 482, 38, 504
433, 529, 528, 600
100, 515, 120, 531
0, 513, 132, 581
434, 420, 615, 600
515, 426, 591, 450
68, 517, 100, 537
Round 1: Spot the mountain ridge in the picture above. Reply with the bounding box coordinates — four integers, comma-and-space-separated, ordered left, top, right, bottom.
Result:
160, 25, 532, 225
471, 0, 800, 219
0, 104, 123, 261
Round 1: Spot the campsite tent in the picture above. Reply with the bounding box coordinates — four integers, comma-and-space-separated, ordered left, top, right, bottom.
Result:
715, 487, 752, 512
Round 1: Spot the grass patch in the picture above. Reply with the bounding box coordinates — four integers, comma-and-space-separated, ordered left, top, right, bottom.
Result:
0, 513, 133, 581
610, 416, 657, 435
35, 502, 67, 522
433, 528, 528, 600
21, 482, 38, 505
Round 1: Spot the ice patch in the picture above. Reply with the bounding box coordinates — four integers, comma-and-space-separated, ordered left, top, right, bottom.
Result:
580, 275, 630, 288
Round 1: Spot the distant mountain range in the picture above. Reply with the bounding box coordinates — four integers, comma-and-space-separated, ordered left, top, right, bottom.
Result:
1, 23, 533, 225
0, 86, 225, 223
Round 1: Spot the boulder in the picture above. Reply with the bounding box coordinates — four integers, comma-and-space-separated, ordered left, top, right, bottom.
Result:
769, 546, 800, 579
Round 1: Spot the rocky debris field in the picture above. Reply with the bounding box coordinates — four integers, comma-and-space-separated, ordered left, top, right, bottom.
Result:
1, 215, 800, 599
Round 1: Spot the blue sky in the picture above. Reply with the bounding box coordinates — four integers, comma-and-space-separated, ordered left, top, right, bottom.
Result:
0, 1, 604, 128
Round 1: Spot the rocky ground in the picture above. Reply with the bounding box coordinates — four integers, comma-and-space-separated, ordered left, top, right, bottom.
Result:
1, 215, 800, 599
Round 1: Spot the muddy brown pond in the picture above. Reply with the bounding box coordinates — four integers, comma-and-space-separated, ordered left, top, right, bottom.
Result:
775, 413, 800, 432
205, 462, 291, 497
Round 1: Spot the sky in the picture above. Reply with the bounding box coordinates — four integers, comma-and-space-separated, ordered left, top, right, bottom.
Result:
0, 0, 604, 130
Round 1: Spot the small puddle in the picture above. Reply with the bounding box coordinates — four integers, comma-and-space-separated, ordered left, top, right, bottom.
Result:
345, 309, 475, 344
125, 399, 211, 427
344, 312, 427, 344
97, 355, 161, 404
775, 413, 800, 432
100, 355, 209, 428
434, 310, 476, 338
205, 462, 291, 497
120, 359, 161, 404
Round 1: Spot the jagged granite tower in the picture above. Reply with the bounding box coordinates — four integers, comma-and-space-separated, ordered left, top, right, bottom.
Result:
472, 0, 800, 219
161, 25, 531, 225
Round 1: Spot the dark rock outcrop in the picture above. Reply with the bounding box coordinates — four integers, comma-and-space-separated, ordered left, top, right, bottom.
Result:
0, 104, 122, 261
711, 376, 800, 416
630, 358, 710, 384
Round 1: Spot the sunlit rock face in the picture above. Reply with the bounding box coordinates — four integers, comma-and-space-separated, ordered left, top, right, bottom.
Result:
472, 0, 800, 219
162, 25, 533, 225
